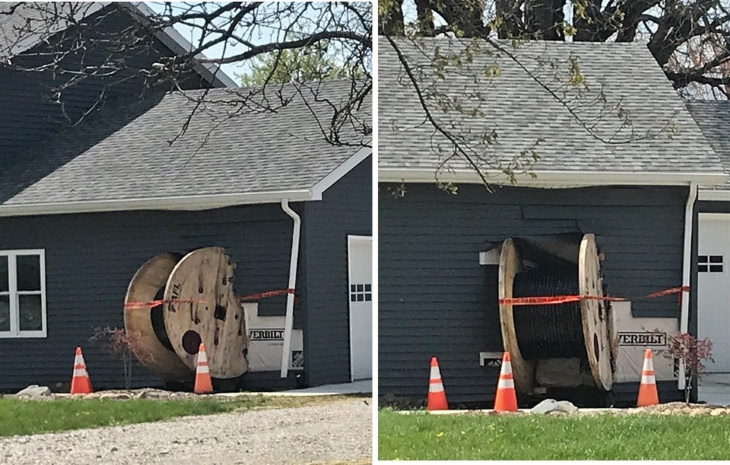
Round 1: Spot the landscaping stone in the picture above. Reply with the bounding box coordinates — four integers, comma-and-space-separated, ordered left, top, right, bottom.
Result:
531, 399, 578, 415
15, 385, 51, 398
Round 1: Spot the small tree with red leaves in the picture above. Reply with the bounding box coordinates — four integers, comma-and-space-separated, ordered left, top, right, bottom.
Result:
91, 326, 140, 391
664, 333, 713, 404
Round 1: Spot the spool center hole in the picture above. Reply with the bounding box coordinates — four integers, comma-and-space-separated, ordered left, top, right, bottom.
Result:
182, 330, 201, 355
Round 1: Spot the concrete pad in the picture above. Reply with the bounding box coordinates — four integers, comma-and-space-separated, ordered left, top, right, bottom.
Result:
699, 373, 730, 406
251, 379, 372, 397
47, 380, 372, 399
395, 408, 638, 416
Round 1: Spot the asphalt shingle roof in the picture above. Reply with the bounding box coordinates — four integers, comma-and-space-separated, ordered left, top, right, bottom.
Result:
379, 38, 724, 179
0, 80, 370, 206
687, 101, 730, 190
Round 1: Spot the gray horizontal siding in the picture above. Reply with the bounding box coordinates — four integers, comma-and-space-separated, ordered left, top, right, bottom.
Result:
303, 156, 372, 386
0, 204, 304, 391
379, 184, 688, 404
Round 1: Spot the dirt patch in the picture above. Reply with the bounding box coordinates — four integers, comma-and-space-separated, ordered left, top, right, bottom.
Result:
635, 401, 730, 416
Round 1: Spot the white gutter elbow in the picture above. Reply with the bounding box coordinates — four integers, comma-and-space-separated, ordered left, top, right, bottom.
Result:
280, 199, 301, 378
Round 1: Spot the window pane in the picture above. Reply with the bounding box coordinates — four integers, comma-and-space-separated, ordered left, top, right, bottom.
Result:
0, 256, 7, 292
17, 255, 40, 291
19, 294, 42, 331
0, 295, 8, 331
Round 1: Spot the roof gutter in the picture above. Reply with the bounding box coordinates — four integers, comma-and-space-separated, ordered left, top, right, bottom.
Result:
280, 199, 301, 379
678, 182, 698, 391
0, 190, 314, 217
379, 168, 728, 187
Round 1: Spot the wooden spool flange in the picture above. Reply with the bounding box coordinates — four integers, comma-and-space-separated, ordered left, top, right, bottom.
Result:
579, 234, 613, 391
163, 247, 249, 379
124, 253, 192, 382
498, 234, 613, 392
498, 238, 535, 393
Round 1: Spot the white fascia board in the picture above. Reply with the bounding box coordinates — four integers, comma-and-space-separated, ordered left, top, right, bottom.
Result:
378, 168, 729, 187
697, 188, 730, 201
127, 3, 238, 89
0, 190, 314, 217
310, 146, 372, 199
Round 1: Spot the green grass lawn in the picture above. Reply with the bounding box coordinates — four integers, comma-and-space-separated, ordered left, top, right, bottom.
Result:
0, 395, 354, 437
379, 409, 730, 460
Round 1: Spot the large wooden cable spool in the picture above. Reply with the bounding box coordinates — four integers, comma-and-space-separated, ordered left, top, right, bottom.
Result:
498, 234, 613, 393
163, 247, 249, 379
124, 253, 193, 382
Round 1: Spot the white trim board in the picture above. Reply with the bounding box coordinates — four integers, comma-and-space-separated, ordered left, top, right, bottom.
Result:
379, 168, 728, 187
698, 189, 730, 201
698, 213, 730, 220
310, 147, 372, 199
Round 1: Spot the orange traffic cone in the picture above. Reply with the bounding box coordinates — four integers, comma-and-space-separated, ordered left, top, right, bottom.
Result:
194, 343, 213, 394
637, 348, 659, 407
70, 347, 93, 394
494, 352, 518, 412
426, 357, 448, 410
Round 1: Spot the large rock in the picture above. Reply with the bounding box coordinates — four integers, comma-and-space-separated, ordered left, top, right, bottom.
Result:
531, 399, 578, 415
15, 385, 51, 397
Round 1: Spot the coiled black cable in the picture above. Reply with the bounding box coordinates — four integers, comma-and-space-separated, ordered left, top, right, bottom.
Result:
512, 266, 588, 360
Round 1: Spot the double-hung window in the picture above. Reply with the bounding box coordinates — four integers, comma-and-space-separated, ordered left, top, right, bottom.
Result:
0, 250, 46, 338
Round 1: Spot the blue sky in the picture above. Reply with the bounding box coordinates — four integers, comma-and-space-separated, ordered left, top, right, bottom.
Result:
145, 2, 371, 84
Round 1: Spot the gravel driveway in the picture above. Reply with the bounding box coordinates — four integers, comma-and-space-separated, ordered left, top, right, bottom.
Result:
0, 398, 371, 465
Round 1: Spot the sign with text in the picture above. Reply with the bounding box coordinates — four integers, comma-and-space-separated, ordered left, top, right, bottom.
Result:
618, 332, 667, 346
243, 303, 304, 372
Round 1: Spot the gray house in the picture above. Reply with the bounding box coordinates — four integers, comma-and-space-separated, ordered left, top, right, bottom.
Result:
0, 4, 372, 392
379, 38, 726, 407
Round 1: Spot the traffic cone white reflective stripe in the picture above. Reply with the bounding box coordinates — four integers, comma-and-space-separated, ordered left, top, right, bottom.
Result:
497, 358, 515, 389
73, 353, 89, 377
429, 365, 444, 393
196, 352, 210, 374
641, 353, 656, 384
497, 376, 515, 389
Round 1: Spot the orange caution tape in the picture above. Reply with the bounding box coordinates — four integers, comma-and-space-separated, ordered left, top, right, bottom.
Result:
124, 288, 297, 309
499, 286, 689, 307
239, 288, 296, 301
123, 299, 203, 309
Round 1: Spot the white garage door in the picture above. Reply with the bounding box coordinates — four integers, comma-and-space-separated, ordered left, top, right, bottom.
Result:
699, 214, 730, 373
348, 235, 372, 381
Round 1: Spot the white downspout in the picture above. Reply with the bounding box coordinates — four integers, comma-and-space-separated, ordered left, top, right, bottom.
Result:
678, 182, 698, 390
280, 199, 301, 378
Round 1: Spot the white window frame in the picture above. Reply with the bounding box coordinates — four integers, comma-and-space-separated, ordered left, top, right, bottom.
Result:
0, 249, 47, 338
